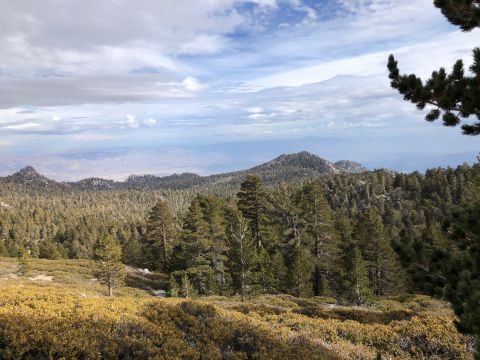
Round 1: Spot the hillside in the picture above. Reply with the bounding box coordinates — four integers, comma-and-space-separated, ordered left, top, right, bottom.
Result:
0, 257, 473, 360
0, 151, 367, 192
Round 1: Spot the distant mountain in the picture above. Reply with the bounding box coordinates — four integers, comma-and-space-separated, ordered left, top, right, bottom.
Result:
0, 152, 368, 191
249, 151, 339, 174
5, 166, 62, 188
72, 177, 119, 191
334, 160, 368, 173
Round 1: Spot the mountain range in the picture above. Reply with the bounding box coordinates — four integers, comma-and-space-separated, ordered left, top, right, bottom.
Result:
0, 151, 367, 191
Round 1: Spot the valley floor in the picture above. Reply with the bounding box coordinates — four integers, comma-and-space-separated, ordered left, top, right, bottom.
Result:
0, 257, 474, 359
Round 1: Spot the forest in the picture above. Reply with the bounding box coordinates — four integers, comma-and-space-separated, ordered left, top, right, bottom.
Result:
1, 161, 478, 302
1, 160, 479, 359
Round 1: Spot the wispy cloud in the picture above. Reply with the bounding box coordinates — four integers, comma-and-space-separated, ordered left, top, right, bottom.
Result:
0, 0, 477, 177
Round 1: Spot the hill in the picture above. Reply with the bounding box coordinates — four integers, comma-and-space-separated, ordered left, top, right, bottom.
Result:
0, 151, 367, 191
0, 257, 472, 359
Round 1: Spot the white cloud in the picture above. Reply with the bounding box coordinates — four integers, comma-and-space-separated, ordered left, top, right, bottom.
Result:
246, 106, 263, 113
6, 122, 41, 130
248, 30, 480, 88
247, 112, 276, 121
182, 77, 207, 92
181, 34, 227, 55
125, 114, 139, 128
143, 118, 157, 126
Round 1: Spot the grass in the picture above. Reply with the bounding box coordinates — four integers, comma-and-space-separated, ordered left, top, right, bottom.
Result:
0, 257, 475, 359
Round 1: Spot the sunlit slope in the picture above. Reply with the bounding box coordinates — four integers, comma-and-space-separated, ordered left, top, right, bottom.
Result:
0, 257, 473, 360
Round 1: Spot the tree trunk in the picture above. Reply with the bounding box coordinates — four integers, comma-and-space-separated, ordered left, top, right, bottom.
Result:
314, 265, 322, 296
240, 231, 246, 302
161, 221, 167, 271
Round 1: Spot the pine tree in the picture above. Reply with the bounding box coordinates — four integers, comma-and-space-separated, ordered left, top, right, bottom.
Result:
272, 182, 302, 250
142, 199, 177, 271
180, 273, 196, 298
387, 1, 480, 135
354, 209, 404, 296
94, 234, 126, 297
392, 225, 449, 295
289, 246, 313, 298
225, 206, 257, 301
173, 195, 206, 271
17, 246, 31, 278
296, 180, 338, 296
442, 203, 480, 354
345, 246, 373, 305
256, 247, 282, 294
237, 175, 274, 250
271, 250, 287, 294
200, 195, 229, 294
434, 0, 480, 31
122, 238, 142, 266
39, 239, 62, 260
168, 274, 180, 297
173, 195, 229, 295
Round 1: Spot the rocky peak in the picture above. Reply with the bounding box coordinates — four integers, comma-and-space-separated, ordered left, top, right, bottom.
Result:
9, 166, 57, 186
334, 160, 368, 173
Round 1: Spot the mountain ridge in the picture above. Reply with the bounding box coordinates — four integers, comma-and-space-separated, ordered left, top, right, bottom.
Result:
2, 151, 368, 191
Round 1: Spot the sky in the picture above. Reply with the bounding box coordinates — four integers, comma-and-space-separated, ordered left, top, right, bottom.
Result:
0, 0, 478, 180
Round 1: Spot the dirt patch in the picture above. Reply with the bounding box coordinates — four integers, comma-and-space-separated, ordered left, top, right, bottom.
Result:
29, 274, 53, 281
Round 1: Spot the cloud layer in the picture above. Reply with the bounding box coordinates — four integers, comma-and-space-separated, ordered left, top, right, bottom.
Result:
0, 0, 478, 178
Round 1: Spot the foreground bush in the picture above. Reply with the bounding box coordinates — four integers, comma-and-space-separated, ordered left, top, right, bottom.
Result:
0, 286, 337, 359
0, 279, 473, 359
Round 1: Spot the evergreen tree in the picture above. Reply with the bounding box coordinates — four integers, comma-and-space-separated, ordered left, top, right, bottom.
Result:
225, 206, 257, 301
94, 234, 125, 297
257, 248, 276, 294
288, 246, 313, 298
434, 0, 480, 31
271, 250, 287, 294
201, 196, 229, 294
442, 203, 480, 354
168, 274, 180, 297
237, 175, 274, 250
392, 225, 449, 295
173, 195, 206, 271
17, 246, 31, 278
39, 239, 62, 260
122, 238, 142, 266
354, 209, 404, 296
180, 273, 196, 298
173, 195, 229, 295
296, 180, 338, 296
336, 214, 373, 305
387, 1, 480, 135
345, 246, 373, 305
142, 199, 177, 271
272, 182, 302, 250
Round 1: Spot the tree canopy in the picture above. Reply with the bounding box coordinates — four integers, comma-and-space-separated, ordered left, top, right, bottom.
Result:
388, 0, 480, 135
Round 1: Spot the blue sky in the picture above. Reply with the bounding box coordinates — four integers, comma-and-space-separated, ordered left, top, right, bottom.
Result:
0, 0, 478, 180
